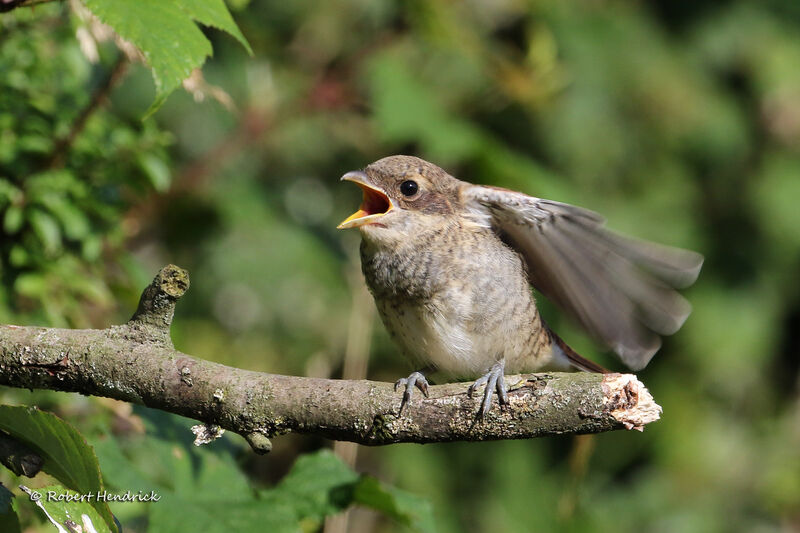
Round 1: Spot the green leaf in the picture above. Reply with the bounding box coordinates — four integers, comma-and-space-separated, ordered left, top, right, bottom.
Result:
81, 236, 103, 261
3, 205, 23, 234
148, 497, 300, 533
82, 0, 210, 114
753, 153, 800, 251
224, 0, 252, 10
268, 450, 436, 532
39, 196, 91, 241
81, 0, 252, 115
266, 450, 436, 532
17, 135, 52, 154
89, 413, 434, 533
91, 410, 286, 532
128, 409, 251, 496
0, 406, 116, 532
0, 179, 22, 205
273, 449, 360, 521
0, 484, 21, 533
8, 246, 29, 268
14, 273, 46, 297
353, 476, 437, 533
137, 153, 172, 192
174, 0, 252, 55
28, 209, 62, 254
89, 435, 164, 496
22, 485, 111, 533
147, 449, 360, 532
25, 170, 88, 201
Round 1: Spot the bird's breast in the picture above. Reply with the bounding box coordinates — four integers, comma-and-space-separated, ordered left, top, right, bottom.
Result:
359, 238, 438, 301
359, 221, 554, 376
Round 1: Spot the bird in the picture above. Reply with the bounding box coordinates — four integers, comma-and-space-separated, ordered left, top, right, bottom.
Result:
337, 155, 703, 416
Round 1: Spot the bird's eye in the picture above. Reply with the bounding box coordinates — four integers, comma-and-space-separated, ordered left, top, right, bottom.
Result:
400, 180, 419, 197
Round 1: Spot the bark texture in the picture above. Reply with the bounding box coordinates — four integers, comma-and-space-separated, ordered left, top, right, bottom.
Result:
0, 265, 661, 453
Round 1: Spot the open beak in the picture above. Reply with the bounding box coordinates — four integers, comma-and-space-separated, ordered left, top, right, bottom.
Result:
337, 171, 393, 229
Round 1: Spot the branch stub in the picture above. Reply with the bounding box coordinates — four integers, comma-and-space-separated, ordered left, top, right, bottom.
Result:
128, 265, 189, 340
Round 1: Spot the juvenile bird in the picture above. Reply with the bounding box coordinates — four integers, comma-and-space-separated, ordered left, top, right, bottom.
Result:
338, 155, 702, 415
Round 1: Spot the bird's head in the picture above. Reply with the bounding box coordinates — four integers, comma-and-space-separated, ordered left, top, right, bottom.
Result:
337, 155, 462, 240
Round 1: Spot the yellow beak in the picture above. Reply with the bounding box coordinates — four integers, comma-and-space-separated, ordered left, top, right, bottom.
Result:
337, 171, 393, 229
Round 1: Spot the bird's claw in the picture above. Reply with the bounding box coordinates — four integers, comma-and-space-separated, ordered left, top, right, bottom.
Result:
467, 360, 508, 417
394, 371, 429, 415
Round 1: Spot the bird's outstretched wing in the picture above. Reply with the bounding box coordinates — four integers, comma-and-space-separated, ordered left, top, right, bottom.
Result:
464, 185, 703, 370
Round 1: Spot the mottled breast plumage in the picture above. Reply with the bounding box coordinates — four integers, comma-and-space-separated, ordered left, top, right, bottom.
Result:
359, 216, 556, 377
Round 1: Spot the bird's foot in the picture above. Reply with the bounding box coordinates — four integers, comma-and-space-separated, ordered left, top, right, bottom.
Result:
394, 371, 429, 415
467, 360, 509, 417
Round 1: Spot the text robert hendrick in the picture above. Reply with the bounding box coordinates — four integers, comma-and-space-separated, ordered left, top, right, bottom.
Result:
37, 490, 161, 503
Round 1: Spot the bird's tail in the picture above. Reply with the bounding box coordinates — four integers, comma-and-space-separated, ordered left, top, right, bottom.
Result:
549, 329, 609, 374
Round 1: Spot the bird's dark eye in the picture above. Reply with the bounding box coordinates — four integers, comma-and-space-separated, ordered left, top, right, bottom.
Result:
400, 180, 419, 197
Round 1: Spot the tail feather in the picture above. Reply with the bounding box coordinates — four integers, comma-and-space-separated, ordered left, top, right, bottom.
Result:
550, 330, 609, 374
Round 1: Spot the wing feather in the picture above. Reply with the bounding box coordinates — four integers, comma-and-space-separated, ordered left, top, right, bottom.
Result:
465, 186, 703, 370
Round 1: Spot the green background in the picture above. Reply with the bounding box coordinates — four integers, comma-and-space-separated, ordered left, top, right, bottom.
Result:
1, 0, 799, 531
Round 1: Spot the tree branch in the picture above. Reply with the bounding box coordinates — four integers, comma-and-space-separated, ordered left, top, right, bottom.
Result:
0, 265, 661, 454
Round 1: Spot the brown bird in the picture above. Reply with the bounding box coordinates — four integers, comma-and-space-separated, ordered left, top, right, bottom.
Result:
338, 155, 702, 415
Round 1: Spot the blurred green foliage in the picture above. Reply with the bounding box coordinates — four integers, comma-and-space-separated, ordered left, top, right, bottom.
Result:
0, 6, 172, 327
2, 0, 800, 532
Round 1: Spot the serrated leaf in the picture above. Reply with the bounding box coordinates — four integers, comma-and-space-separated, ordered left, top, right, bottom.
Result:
0, 406, 116, 532
23, 485, 111, 533
81, 0, 252, 115
274, 450, 436, 532
274, 449, 360, 520
147, 449, 359, 533
91, 409, 292, 533
267, 450, 435, 532
174, 0, 252, 55
82, 0, 210, 114
92, 421, 434, 533
0, 484, 21, 533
